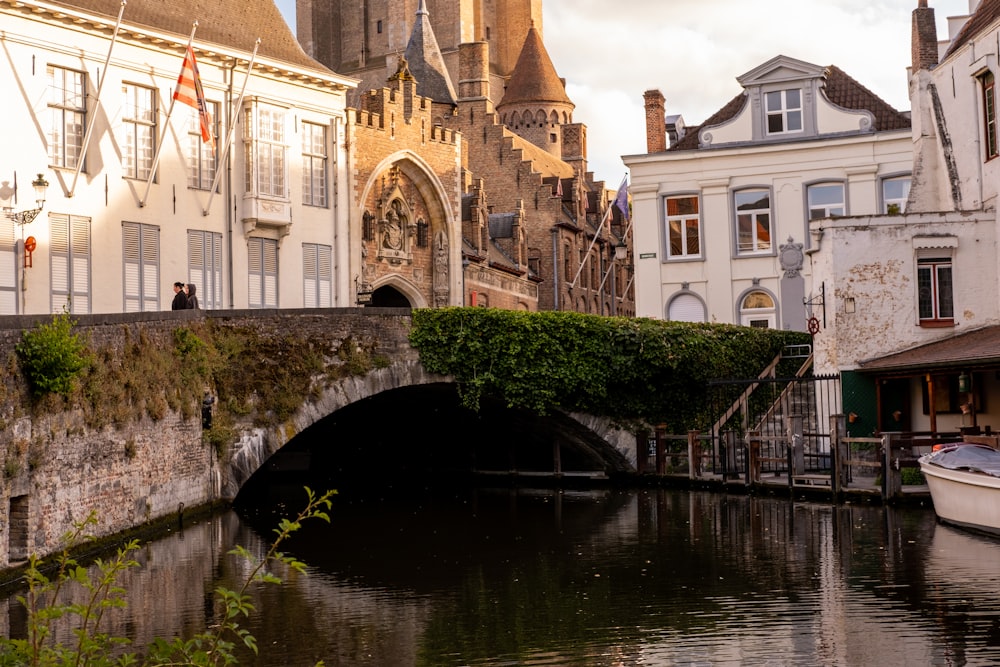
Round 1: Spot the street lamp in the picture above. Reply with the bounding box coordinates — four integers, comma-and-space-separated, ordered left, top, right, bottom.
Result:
2, 173, 49, 225
614, 240, 628, 261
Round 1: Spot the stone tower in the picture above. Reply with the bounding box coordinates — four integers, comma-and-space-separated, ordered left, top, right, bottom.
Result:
297, 0, 542, 104
494, 23, 574, 160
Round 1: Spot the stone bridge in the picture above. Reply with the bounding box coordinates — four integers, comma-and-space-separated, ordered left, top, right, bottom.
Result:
0, 309, 636, 569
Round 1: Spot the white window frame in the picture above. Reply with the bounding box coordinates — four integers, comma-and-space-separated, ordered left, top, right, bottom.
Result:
122, 83, 156, 180
301, 122, 328, 207
187, 100, 219, 190
664, 195, 701, 260
739, 289, 776, 329
122, 222, 159, 312
248, 237, 278, 308
303, 243, 332, 307
47, 66, 86, 169
734, 189, 773, 255
188, 230, 223, 309
245, 104, 287, 198
917, 256, 954, 325
807, 182, 845, 220
882, 175, 911, 214
49, 213, 91, 314
765, 89, 803, 135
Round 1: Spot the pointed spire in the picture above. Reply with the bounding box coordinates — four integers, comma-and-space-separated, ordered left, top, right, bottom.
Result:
402, 0, 458, 105
498, 22, 572, 108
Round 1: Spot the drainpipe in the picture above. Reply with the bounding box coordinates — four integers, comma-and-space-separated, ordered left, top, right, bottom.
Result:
225, 61, 235, 308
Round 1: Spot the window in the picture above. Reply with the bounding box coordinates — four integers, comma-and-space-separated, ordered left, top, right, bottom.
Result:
416, 219, 429, 248
245, 105, 286, 198
248, 237, 278, 308
122, 84, 156, 180
122, 222, 159, 312
0, 216, 15, 314
734, 189, 772, 254
807, 183, 845, 219
740, 290, 776, 328
301, 122, 328, 206
981, 71, 998, 161
188, 230, 223, 309
49, 214, 91, 313
667, 293, 706, 322
303, 243, 332, 308
47, 66, 85, 169
765, 89, 802, 135
883, 176, 911, 214
917, 257, 954, 325
664, 195, 701, 259
187, 100, 219, 190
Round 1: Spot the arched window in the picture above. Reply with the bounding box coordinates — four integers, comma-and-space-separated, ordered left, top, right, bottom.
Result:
740, 290, 776, 328
667, 293, 706, 322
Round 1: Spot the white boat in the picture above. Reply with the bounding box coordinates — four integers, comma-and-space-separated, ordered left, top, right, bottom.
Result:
919, 443, 1000, 534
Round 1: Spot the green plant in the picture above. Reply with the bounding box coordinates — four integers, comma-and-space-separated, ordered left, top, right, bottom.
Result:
409, 307, 809, 430
0, 489, 335, 666
16, 311, 90, 398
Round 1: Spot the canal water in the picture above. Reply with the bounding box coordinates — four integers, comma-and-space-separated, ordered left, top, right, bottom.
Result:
4, 485, 1000, 666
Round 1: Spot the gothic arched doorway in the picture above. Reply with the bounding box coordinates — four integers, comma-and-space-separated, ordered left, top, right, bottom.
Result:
368, 285, 412, 308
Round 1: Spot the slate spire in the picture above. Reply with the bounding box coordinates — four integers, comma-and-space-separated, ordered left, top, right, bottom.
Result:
403, 0, 458, 105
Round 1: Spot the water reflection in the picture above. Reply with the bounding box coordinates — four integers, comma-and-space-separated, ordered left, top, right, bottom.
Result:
4, 488, 1000, 666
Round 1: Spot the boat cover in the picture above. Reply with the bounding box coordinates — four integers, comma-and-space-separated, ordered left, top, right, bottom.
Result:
925, 444, 1000, 477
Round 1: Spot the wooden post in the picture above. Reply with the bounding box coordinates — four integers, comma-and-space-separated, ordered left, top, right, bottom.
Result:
748, 430, 761, 485
656, 424, 666, 475
724, 430, 738, 480
688, 430, 701, 478
830, 414, 847, 497
788, 414, 805, 477
882, 433, 902, 501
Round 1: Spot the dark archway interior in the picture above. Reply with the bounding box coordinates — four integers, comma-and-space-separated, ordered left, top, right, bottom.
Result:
367, 285, 411, 307
235, 384, 628, 506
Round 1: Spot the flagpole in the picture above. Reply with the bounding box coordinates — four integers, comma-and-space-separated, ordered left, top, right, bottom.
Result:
69, 0, 127, 198
595, 214, 634, 296
203, 38, 261, 216
140, 21, 198, 208
568, 175, 627, 289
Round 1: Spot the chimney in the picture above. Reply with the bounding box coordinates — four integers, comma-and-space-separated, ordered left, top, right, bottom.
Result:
644, 89, 667, 153
912, 0, 938, 72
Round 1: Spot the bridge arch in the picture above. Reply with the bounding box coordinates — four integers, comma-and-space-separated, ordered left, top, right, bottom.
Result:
222, 360, 637, 499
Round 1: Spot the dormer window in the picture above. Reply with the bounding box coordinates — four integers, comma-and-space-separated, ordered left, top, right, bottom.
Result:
765, 89, 802, 135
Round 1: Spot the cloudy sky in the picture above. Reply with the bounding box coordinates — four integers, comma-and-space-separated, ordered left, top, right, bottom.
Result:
274, 0, 972, 184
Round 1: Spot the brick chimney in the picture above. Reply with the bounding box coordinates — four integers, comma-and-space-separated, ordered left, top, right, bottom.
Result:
644, 89, 667, 153
912, 0, 938, 72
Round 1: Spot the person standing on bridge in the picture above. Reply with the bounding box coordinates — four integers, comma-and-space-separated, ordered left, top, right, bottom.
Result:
171, 282, 187, 310
185, 283, 199, 309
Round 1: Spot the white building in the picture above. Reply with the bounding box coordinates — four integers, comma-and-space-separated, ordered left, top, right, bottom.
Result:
808, 0, 1000, 435
0, 0, 356, 314
624, 55, 913, 331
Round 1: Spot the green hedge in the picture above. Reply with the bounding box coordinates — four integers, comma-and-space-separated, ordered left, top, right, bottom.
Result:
409, 308, 810, 429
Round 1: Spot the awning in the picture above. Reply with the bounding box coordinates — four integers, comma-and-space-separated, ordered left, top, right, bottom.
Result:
857, 324, 1000, 376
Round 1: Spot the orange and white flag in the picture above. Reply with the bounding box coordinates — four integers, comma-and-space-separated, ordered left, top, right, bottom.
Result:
174, 46, 215, 152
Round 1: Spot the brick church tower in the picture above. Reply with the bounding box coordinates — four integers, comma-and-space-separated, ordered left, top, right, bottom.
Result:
296, 0, 542, 107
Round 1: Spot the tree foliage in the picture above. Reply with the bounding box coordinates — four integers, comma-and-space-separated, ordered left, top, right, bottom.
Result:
409, 308, 810, 430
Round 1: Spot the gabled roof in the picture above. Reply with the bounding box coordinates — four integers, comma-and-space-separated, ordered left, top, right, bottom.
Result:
497, 23, 572, 108
49, 0, 326, 71
403, 0, 458, 105
943, 0, 1000, 59
858, 325, 1000, 375
670, 62, 910, 151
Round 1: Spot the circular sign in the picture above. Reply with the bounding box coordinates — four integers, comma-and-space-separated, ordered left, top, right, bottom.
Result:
24, 236, 36, 253
807, 316, 820, 335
